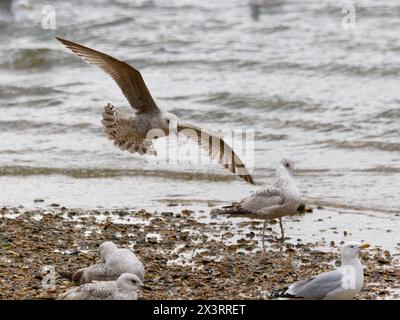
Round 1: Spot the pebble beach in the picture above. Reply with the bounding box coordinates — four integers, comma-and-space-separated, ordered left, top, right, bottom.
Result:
1, 0, 400, 301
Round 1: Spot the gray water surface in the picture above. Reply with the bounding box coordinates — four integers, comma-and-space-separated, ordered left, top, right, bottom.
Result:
0, 0, 399, 213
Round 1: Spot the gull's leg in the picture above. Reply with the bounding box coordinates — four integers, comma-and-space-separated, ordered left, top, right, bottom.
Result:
262, 219, 267, 253
278, 217, 285, 241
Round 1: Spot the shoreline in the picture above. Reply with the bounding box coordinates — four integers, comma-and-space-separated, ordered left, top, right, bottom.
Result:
0, 206, 399, 300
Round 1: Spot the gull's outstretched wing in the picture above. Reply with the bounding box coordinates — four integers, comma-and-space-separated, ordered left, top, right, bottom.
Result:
56, 37, 159, 114
177, 121, 255, 185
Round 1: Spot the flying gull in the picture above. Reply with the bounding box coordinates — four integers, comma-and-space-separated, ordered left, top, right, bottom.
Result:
72, 241, 145, 284
218, 159, 301, 251
56, 37, 255, 185
59, 273, 142, 300
271, 241, 370, 300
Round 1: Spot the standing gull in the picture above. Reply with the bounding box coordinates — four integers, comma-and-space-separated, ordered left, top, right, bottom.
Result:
72, 241, 145, 284
271, 242, 370, 300
56, 37, 255, 185
59, 273, 142, 300
219, 159, 301, 251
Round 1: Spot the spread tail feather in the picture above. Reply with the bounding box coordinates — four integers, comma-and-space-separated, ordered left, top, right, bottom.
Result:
101, 103, 157, 156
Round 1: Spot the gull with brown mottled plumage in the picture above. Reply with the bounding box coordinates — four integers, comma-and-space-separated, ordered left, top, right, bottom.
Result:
218, 159, 301, 252
72, 241, 145, 284
56, 37, 255, 185
59, 273, 142, 300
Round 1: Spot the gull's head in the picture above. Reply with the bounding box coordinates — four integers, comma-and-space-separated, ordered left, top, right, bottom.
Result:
12, 0, 33, 11
22, 1, 33, 10
280, 158, 295, 172
341, 241, 370, 260
99, 241, 118, 260
162, 113, 178, 135
117, 273, 143, 292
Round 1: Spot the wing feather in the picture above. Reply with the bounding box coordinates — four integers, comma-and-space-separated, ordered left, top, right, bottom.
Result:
60, 282, 116, 300
287, 270, 343, 299
56, 37, 159, 114
177, 121, 255, 184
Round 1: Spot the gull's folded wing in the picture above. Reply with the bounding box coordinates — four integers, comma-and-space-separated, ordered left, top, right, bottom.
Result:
287, 270, 343, 299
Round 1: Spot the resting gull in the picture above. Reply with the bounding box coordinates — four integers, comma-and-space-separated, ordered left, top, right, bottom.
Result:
72, 241, 145, 284
218, 159, 301, 251
271, 242, 370, 300
56, 37, 255, 185
59, 273, 142, 300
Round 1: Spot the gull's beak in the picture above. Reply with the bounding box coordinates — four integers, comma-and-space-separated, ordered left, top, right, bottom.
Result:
359, 243, 370, 249
25, 3, 33, 10
141, 285, 151, 291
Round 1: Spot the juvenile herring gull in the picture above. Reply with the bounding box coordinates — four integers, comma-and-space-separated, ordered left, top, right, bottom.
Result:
59, 273, 142, 300
56, 37, 255, 185
271, 242, 370, 300
72, 241, 145, 284
219, 159, 301, 251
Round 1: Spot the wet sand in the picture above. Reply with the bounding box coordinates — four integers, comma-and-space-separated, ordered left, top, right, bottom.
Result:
0, 206, 399, 300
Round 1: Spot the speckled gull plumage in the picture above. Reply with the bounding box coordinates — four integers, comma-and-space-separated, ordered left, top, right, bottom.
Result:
59, 273, 142, 300
56, 37, 255, 185
72, 241, 145, 284
218, 159, 301, 251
